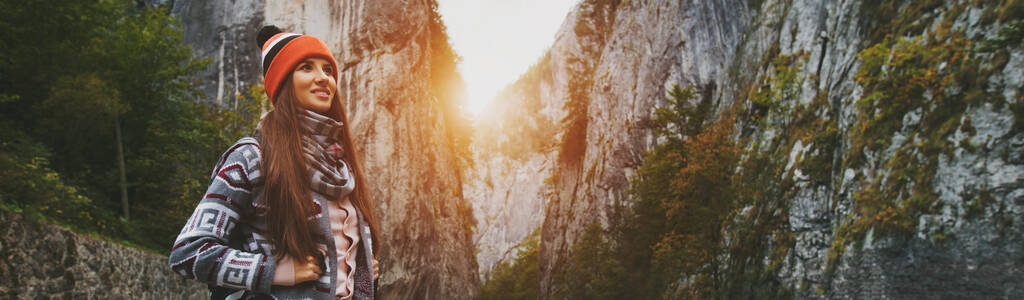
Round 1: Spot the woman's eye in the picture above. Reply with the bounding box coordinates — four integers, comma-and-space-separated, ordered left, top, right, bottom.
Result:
323, 67, 334, 75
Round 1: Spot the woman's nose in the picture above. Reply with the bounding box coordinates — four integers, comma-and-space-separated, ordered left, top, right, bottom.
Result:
315, 70, 330, 82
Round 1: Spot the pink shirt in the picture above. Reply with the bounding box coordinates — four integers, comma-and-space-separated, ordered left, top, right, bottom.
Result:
271, 197, 361, 298
328, 196, 361, 299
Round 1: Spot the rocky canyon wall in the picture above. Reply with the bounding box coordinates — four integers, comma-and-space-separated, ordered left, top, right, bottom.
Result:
470, 0, 1023, 298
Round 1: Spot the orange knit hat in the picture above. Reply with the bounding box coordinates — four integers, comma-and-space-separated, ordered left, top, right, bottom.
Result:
257, 25, 339, 103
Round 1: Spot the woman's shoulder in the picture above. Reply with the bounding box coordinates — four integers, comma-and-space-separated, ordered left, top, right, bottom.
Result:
213, 137, 263, 178
228, 137, 261, 154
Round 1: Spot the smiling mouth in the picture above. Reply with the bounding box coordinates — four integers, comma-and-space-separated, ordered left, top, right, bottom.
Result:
312, 89, 331, 98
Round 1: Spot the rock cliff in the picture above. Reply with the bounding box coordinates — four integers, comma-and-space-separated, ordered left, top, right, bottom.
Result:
0, 211, 208, 299
172, 0, 479, 298
470, 0, 1022, 297
467, 45, 566, 277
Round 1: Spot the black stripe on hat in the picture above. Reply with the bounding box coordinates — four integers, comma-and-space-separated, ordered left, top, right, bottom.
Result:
262, 35, 301, 76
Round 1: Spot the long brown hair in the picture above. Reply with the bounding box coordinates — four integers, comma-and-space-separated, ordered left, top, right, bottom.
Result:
259, 77, 380, 260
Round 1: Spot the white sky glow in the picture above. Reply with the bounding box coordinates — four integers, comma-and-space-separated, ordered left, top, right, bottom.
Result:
436, 0, 579, 116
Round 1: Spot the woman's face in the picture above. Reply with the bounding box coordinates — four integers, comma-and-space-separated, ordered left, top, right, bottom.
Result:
291, 57, 336, 114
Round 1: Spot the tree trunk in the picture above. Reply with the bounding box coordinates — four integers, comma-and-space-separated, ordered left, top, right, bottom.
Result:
114, 110, 129, 220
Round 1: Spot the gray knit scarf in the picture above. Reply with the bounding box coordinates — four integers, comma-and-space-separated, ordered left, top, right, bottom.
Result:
299, 110, 355, 200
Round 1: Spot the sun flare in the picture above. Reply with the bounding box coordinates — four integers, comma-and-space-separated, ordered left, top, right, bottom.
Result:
436, 0, 579, 117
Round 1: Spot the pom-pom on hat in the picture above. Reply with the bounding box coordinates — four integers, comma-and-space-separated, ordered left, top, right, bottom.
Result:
257, 25, 339, 103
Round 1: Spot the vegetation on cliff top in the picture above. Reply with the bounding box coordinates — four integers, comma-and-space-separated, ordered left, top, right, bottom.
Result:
558, 0, 622, 165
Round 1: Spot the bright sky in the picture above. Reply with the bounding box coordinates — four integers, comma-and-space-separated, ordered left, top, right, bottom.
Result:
436, 0, 579, 116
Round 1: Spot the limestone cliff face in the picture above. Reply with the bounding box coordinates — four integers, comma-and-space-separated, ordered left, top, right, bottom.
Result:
472, 0, 1022, 297
741, 1, 1024, 297
0, 211, 208, 299
172, 0, 265, 107
173, 0, 479, 298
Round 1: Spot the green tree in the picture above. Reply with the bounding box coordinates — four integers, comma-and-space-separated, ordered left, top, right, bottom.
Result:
0, 120, 118, 235
0, 1, 254, 253
550, 84, 740, 298
652, 113, 740, 297
480, 229, 541, 300
554, 223, 628, 299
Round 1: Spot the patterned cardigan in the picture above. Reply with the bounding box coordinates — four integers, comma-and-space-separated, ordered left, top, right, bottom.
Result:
168, 137, 376, 299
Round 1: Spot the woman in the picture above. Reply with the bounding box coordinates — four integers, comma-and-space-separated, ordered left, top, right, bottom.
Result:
169, 25, 380, 300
